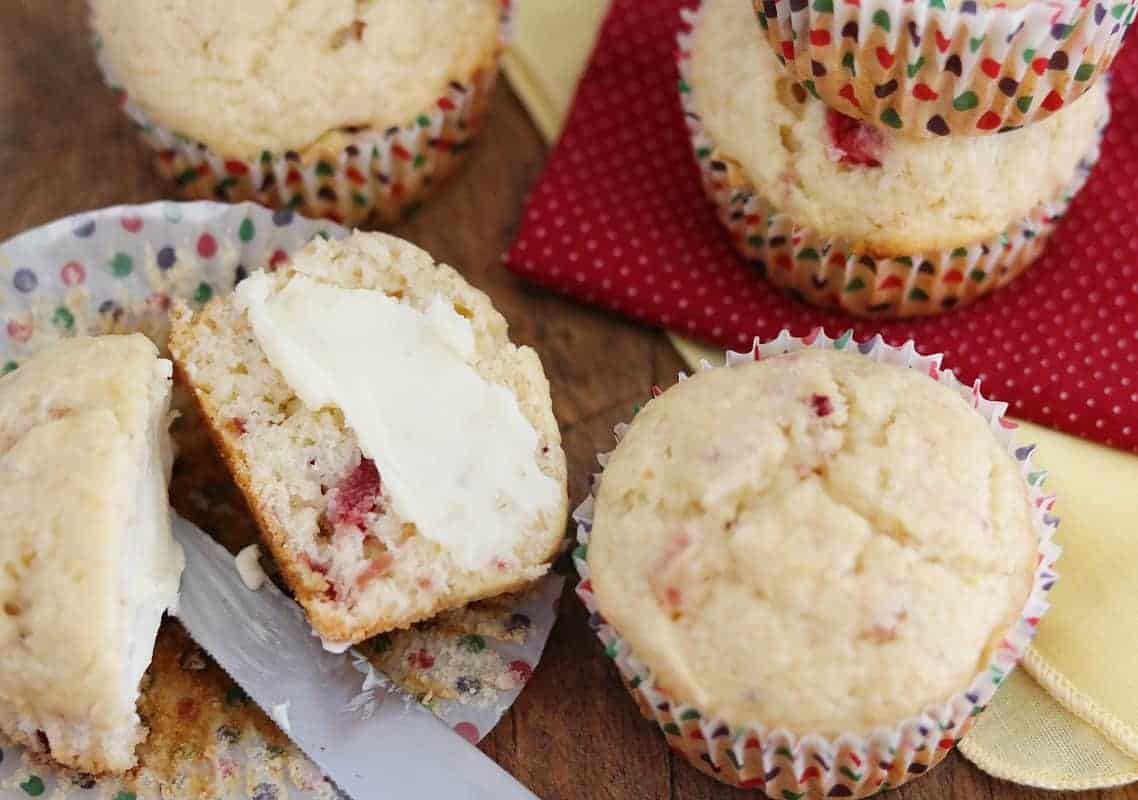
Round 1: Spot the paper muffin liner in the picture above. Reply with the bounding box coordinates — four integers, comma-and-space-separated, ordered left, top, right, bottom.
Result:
91, 4, 513, 227
751, 0, 1134, 137
678, 9, 1108, 318
573, 330, 1061, 798
0, 201, 562, 799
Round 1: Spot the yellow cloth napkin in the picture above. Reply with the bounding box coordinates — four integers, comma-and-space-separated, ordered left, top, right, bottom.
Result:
501, 5, 1138, 786
502, 2, 608, 143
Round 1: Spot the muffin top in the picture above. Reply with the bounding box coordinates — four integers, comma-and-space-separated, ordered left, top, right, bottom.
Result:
586, 350, 1039, 735
91, 0, 502, 157
690, 0, 1107, 256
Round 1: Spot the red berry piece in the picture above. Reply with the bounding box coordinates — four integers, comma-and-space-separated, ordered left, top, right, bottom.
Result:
811, 394, 834, 417
326, 457, 382, 529
303, 555, 330, 575
825, 109, 886, 167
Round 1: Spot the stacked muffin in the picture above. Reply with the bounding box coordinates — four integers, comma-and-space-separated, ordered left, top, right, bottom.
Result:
681, 0, 1115, 317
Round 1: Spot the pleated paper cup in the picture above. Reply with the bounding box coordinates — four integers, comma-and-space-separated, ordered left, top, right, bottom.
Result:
753, 0, 1134, 137
573, 330, 1061, 798
678, 10, 1109, 318
91, 5, 511, 227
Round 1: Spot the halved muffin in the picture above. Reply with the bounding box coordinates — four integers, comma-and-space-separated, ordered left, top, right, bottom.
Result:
169, 232, 568, 648
0, 334, 183, 774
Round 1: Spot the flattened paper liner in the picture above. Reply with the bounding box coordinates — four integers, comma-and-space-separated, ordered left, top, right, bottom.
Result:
573, 329, 1061, 798
679, 5, 1109, 319
0, 201, 561, 799
753, 0, 1135, 137
91, 5, 513, 227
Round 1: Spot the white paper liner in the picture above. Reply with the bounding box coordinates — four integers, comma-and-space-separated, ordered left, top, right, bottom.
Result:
0, 201, 561, 799
573, 329, 1061, 798
679, 4, 1109, 319
91, 5, 514, 227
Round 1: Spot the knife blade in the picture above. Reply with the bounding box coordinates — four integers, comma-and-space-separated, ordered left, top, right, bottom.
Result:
170, 515, 540, 800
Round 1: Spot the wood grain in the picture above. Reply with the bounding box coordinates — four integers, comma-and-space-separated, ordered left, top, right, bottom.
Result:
2, 2, 1133, 799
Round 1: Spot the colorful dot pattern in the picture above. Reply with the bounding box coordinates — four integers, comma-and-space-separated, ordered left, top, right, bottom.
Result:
505, 0, 1138, 454
756, 0, 1135, 137
92, 5, 516, 227
573, 331, 1061, 796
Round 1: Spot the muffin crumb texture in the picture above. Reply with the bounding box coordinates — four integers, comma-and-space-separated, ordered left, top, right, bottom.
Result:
587, 350, 1039, 735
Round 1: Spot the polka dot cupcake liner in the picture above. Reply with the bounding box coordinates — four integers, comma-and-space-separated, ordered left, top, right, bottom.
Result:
752, 0, 1134, 137
90, 5, 513, 227
573, 329, 1062, 798
0, 201, 563, 799
678, 11, 1109, 319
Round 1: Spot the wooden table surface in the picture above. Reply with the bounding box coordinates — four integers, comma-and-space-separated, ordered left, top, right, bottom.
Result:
3, 3, 1134, 799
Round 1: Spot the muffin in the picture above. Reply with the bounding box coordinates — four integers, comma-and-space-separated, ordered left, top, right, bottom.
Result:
0, 335, 183, 774
169, 232, 568, 649
681, 0, 1109, 317
754, 0, 1132, 137
90, 0, 510, 226
575, 334, 1058, 796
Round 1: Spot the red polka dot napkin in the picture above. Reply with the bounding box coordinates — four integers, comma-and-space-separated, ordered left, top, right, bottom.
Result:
505, 0, 1138, 453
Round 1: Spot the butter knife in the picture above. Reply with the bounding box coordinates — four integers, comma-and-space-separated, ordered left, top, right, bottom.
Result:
170, 515, 540, 800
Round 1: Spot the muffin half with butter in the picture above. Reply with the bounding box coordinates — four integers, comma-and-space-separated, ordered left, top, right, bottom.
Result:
576, 339, 1057, 797
169, 232, 568, 649
90, 0, 509, 225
